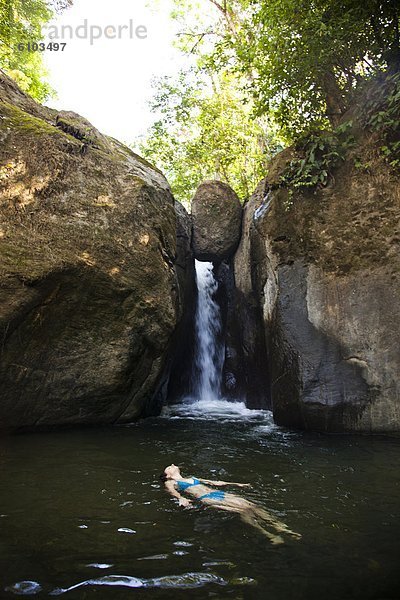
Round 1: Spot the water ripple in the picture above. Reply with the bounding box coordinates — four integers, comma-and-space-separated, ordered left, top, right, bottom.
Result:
49, 572, 228, 594
5, 581, 42, 595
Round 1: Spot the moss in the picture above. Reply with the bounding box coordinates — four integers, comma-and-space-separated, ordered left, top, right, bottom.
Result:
0, 240, 55, 280
90, 146, 130, 164
1, 102, 57, 135
0, 101, 79, 146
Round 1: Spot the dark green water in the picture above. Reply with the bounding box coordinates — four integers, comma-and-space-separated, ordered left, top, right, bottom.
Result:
1, 410, 399, 599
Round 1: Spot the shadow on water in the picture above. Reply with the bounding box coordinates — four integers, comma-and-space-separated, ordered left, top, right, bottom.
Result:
1, 412, 400, 599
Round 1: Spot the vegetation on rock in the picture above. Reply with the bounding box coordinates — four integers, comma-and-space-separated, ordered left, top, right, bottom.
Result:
138, 0, 399, 203
278, 122, 356, 200
360, 72, 400, 168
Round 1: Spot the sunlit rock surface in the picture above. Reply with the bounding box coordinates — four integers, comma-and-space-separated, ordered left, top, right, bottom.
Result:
0, 72, 191, 431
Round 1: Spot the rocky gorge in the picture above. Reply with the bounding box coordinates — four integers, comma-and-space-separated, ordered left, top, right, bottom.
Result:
0, 71, 399, 434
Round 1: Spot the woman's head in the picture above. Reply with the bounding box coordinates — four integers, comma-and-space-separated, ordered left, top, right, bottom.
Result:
160, 464, 181, 481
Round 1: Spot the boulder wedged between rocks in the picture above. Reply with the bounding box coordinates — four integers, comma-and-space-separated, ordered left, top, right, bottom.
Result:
191, 180, 242, 262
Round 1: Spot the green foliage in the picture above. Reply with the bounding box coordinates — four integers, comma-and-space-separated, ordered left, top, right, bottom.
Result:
0, 0, 72, 101
137, 70, 282, 204
171, 0, 400, 140
244, 0, 399, 136
361, 73, 400, 168
353, 157, 373, 173
280, 122, 355, 194
143, 1, 399, 205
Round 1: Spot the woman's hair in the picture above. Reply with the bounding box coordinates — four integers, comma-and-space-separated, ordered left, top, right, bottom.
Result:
160, 472, 168, 481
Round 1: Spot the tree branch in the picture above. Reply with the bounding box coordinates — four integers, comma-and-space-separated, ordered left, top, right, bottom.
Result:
207, 0, 238, 36
208, 0, 226, 15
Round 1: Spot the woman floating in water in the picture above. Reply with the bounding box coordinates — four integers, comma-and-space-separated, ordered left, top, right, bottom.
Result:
161, 464, 301, 545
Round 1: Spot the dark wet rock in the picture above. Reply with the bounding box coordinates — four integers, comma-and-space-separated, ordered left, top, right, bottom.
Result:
214, 259, 270, 408
0, 72, 192, 431
192, 180, 242, 262
234, 143, 400, 432
162, 202, 197, 404
55, 110, 111, 150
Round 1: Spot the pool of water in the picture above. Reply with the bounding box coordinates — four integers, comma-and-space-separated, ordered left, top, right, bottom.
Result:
1, 406, 399, 599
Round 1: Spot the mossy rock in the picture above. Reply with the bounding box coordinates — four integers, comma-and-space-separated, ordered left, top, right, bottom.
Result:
56, 110, 111, 152
0, 71, 187, 432
1, 101, 68, 137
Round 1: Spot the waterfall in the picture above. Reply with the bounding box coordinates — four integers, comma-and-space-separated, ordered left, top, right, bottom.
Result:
163, 259, 269, 419
193, 260, 224, 401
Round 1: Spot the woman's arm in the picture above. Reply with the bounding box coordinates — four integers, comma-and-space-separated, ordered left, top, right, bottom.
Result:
198, 478, 251, 488
164, 480, 192, 506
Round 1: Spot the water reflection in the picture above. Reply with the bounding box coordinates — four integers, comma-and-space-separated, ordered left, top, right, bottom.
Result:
1, 414, 400, 599
50, 572, 229, 594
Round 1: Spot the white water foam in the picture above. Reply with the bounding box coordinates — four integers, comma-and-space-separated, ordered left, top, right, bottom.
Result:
163, 398, 274, 425
162, 260, 275, 426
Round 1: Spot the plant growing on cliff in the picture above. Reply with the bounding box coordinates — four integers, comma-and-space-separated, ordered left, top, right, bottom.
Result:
361, 72, 400, 168
279, 122, 355, 195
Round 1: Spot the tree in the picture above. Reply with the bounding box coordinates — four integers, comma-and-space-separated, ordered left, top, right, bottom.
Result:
170, 0, 400, 139
0, 0, 72, 101
137, 69, 281, 204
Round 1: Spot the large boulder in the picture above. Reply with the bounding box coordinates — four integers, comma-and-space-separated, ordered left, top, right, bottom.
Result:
0, 71, 191, 431
234, 141, 400, 433
192, 180, 242, 262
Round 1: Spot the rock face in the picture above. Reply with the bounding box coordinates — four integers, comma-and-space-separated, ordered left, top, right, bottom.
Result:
234, 147, 400, 432
214, 258, 270, 408
0, 72, 192, 431
165, 202, 197, 403
192, 180, 242, 262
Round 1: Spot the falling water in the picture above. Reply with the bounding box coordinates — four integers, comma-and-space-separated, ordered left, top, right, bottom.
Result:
193, 260, 224, 401
164, 259, 264, 419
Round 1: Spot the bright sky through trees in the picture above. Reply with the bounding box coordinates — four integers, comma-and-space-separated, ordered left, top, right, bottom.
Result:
6, 0, 396, 203
43, 0, 189, 143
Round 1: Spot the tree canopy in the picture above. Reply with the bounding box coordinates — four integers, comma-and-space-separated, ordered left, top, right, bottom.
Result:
138, 0, 399, 202
138, 69, 281, 205
169, 0, 399, 137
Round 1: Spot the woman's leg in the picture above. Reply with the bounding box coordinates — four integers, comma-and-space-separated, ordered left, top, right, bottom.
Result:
250, 506, 301, 540
240, 511, 285, 544
205, 498, 301, 542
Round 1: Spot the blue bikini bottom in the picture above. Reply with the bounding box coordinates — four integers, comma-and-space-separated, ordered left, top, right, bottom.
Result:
198, 490, 225, 501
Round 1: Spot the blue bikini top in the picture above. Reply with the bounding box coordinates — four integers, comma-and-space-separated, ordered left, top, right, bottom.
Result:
176, 477, 200, 491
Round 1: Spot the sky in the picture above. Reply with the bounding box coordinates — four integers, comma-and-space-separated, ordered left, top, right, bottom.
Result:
43, 0, 189, 146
